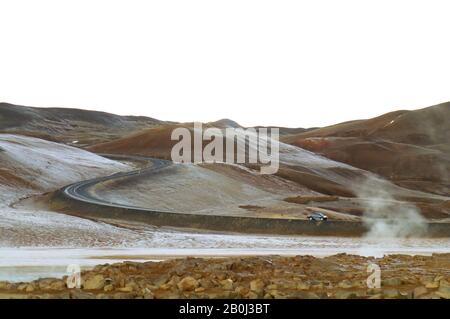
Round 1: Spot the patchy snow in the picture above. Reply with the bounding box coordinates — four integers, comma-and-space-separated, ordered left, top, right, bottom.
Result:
0, 134, 137, 248
0, 206, 151, 248
278, 141, 353, 169
223, 128, 368, 185
0, 134, 129, 203
1, 135, 449, 282
229, 127, 354, 169
92, 163, 304, 215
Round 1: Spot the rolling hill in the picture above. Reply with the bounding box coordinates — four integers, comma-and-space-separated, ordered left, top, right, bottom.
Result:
0, 103, 166, 146
282, 102, 450, 195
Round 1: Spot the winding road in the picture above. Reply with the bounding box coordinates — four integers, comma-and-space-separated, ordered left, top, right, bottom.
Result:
57, 154, 450, 237
56, 154, 371, 236
62, 154, 173, 212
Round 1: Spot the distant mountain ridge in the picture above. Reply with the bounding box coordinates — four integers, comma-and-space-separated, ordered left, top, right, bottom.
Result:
0, 103, 166, 146
283, 102, 450, 145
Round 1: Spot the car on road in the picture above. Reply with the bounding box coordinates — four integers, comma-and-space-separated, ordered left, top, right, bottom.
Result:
307, 212, 328, 221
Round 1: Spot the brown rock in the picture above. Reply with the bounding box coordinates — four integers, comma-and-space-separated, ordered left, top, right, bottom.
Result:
288, 291, 320, 299
0, 281, 10, 290
383, 289, 400, 298
383, 278, 403, 286
142, 288, 154, 299
143, 292, 154, 299
420, 275, 434, 285
266, 284, 278, 290
413, 287, 428, 298
25, 285, 35, 293
177, 277, 199, 291
219, 279, 234, 290
103, 284, 114, 292
337, 280, 353, 289
70, 290, 95, 299
199, 278, 214, 289
297, 282, 311, 290
83, 275, 105, 290
234, 286, 249, 297
17, 283, 29, 291
113, 292, 137, 299
436, 286, 450, 299
439, 280, 450, 288
249, 279, 265, 294
334, 290, 358, 299
425, 281, 439, 289
117, 286, 134, 293
49, 280, 66, 291
268, 290, 285, 299
246, 291, 259, 299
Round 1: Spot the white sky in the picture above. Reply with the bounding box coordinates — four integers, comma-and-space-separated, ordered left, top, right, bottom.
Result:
1, 0, 450, 128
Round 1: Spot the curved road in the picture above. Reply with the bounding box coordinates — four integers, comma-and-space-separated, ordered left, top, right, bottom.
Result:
62, 154, 173, 212
58, 154, 450, 237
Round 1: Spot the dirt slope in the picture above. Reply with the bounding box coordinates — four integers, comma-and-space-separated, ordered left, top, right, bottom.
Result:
282, 103, 450, 195
0, 103, 167, 146
284, 103, 450, 145
86, 121, 450, 222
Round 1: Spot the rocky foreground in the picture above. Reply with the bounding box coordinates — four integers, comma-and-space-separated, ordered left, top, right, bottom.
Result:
1, 254, 450, 299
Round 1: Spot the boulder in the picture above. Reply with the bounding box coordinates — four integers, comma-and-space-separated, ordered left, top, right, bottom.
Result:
0, 281, 13, 290
246, 291, 259, 299
296, 282, 310, 290
337, 280, 353, 289
383, 289, 400, 298
103, 284, 114, 292
83, 275, 105, 290
268, 290, 285, 299
194, 287, 205, 293
425, 281, 439, 289
177, 277, 199, 291
25, 285, 35, 293
219, 279, 234, 290
383, 278, 402, 286
113, 292, 137, 299
413, 287, 428, 298
249, 279, 265, 294
234, 286, 249, 297
334, 290, 358, 299
49, 280, 66, 291
199, 278, 214, 289
288, 291, 320, 299
439, 280, 450, 288
116, 286, 134, 293
70, 290, 95, 299
436, 286, 450, 299
142, 288, 154, 299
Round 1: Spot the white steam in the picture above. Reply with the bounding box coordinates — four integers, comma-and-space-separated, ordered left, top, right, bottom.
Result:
356, 178, 428, 238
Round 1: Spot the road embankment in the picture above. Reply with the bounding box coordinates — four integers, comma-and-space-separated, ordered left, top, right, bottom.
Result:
46, 189, 450, 237
41, 154, 450, 238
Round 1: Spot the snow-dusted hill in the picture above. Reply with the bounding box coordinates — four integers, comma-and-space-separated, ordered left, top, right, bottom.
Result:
0, 134, 129, 203
0, 134, 141, 248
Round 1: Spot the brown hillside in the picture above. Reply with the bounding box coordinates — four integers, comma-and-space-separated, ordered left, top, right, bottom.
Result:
0, 103, 167, 146
282, 103, 450, 195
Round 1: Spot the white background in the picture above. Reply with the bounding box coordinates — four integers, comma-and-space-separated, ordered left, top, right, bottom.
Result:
1, 0, 450, 127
